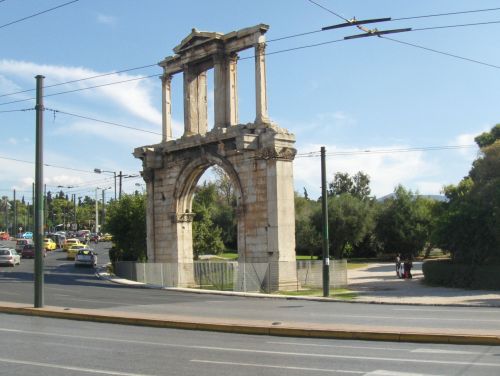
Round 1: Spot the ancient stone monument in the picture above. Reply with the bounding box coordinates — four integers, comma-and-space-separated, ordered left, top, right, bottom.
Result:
134, 24, 297, 291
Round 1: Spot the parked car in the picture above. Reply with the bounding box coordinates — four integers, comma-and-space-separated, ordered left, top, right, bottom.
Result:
0, 232, 10, 240
74, 249, 98, 267
21, 232, 33, 239
0, 248, 21, 266
67, 245, 88, 260
63, 238, 84, 252
44, 238, 57, 251
21, 244, 46, 259
15, 239, 33, 253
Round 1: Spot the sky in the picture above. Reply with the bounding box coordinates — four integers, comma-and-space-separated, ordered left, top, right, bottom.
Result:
1, 0, 499, 202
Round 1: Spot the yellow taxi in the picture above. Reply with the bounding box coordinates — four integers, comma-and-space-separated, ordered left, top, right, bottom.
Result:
67, 244, 88, 260
101, 233, 113, 242
63, 238, 84, 252
44, 238, 56, 251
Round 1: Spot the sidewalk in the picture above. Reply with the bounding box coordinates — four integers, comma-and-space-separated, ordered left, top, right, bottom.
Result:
347, 262, 500, 307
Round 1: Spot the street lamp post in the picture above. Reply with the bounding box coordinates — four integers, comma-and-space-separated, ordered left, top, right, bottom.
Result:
94, 168, 117, 201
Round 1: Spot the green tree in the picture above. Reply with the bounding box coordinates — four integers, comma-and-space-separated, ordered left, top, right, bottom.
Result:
434, 128, 499, 264
105, 194, 147, 261
313, 193, 375, 259
295, 193, 321, 257
376, 185, 433, 258
192, 183, 226, 258
328, 171, 371, 200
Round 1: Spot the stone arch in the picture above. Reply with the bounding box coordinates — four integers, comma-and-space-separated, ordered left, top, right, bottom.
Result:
134, 24, 298, 291
174, 152, 244, 216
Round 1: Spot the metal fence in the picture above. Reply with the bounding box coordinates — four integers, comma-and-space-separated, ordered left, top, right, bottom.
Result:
114, 259, 347, 293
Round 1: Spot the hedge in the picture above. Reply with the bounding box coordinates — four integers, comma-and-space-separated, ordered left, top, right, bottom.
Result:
422, 259, 500, 290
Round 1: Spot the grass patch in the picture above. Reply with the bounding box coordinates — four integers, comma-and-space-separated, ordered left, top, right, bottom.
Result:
346, 262, 369, 270
296, 255, 319, 260
219, 252, 238, 260
279, 288, 357, 299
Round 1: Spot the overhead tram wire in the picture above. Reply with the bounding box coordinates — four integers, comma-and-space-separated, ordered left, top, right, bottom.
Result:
0, 64, 158, 99
0, 73, 160, 107
0, 0, 80, 30
44, 108, 162, 136
2, 13, 500, 101
0, 155, 99, 174
295, 145, 477, 158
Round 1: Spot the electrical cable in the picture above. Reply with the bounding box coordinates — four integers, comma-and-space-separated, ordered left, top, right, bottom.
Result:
0, 155, 98, 174
45, 108, 162, 136
0, 73, 159, 106
0, 64, 158, 99
0, 0, 80, 30
0, 108, 34, 113
392, 7, 500, 21
380, 36, 500, 70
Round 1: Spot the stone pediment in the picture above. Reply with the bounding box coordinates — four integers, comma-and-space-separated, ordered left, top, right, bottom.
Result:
173, 28, 224, 54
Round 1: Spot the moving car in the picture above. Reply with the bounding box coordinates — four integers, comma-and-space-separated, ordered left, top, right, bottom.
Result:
44, 238, 56, 251
0, 248, 21, 266
74, 249, 98, 267
0, 232, 10, 240
21, 232, 33, 239
63, 238, 84, 252
15, 239, 33, 253
67, 244, 88, 260
21, 244, 46, 258
101, 233, 113, 242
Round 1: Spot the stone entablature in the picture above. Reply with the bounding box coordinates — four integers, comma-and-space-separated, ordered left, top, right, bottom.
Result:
134, 25, 298, 291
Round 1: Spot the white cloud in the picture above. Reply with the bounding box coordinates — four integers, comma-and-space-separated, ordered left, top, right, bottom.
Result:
0, 59, 162, 126
8, 138, 17, 145
294, 143, 437, 198
97, 14, 116, 26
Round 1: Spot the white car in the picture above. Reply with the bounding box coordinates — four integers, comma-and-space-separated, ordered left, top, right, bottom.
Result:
0, 248, 21, 266
74, 249, 97, 267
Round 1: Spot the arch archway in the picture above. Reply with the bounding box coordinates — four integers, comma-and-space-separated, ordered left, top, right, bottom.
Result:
134, 24, 298, 291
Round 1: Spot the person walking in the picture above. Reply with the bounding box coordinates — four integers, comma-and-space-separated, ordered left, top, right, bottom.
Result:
395, 254, 402, 278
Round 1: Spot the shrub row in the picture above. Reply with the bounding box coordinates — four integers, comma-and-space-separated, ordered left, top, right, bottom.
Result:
423, 259, 500, 290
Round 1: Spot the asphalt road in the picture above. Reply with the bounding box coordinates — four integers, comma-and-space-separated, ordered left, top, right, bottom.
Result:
0, 241, 499, 334
0, 313, 499, 376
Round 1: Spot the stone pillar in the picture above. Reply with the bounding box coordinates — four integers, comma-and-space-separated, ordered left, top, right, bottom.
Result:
213, 54, 227, 128
214, 53, 238, 128
226, 53, 238, 126
161, 74, 173, 142
183, 67, 208, 136
254, 43, 269, 124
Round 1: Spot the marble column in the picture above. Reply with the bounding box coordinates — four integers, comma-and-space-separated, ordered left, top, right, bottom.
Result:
183, 67, 208, 136
254, 43, 269, 124
161, 74, 172, 142
226, 53, 239, 126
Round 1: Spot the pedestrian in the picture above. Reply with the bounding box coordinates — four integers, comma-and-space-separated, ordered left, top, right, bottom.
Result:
395, 254, 401, 278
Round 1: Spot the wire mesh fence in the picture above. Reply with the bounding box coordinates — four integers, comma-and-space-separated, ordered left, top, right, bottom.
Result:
114, 259, 348, 293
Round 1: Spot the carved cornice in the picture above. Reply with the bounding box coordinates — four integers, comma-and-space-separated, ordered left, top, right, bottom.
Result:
256, 146, 296, 161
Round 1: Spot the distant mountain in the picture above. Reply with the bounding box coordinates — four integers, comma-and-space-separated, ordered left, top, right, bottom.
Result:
376, 193, 447, 202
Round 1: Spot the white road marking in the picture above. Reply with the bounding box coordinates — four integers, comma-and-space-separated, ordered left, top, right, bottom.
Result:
43, 341, 112, 351
411, 348, 491, 355
0, 327, 498, 368
392, 308, 499, 314
0, 357, 156, 376
267, 341, 406, 352
190, 359, 363, 374
365, 371, 441, 376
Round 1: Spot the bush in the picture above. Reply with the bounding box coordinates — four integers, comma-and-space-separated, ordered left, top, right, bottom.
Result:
423, 259, 500, 290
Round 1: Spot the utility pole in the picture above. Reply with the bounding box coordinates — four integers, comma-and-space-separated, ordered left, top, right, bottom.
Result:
118, 171, 123, 199
13, 189, 16, 237
73, 194, 77, 230
95, 188, 99, 233
101, 189, 105, 228
34, 75, 45, 308
321, 146, 330, 297
31, 182, 34, 232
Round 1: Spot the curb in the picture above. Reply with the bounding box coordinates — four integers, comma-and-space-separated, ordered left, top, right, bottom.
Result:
0, 302, 498, 346
95, 268, 500, 308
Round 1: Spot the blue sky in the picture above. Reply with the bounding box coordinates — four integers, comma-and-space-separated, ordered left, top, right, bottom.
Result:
1, 0, 499, 202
